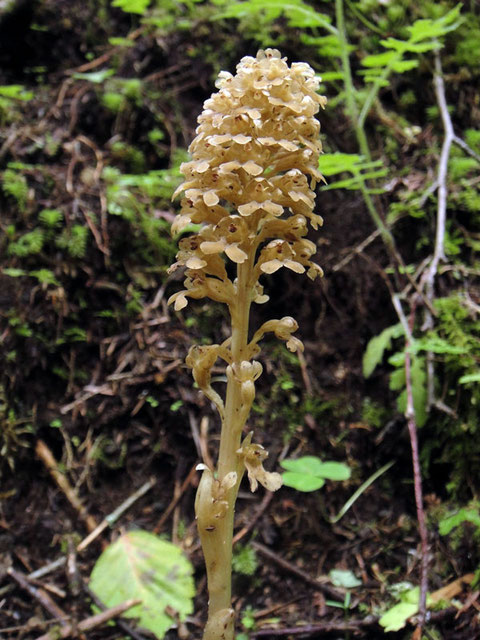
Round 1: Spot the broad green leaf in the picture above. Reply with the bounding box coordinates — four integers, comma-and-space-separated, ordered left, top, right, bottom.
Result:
111, 0, 151, 13
389, 365, 405, 391
459, 372, 480, 384
379, 600, 418, 632
363, 323, 403, 378
315, 462, 351, 481
281, 472, 325, 492
380, 587, 435, 632
2, 268, 27, 278
439, 508, 480, 535
0, 85, 33, 101
329, 569, 361, 589
89, 531, 194, 639
280, 456, 350, 492
281, 456, 327, 475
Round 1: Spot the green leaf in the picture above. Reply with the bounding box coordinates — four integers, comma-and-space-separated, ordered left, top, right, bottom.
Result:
361, 51, 397, 68
281, 472, 325, 492
412, 336, 469, 355
0, 85, 34, 101
89, 530, 194, 639
280, 456, 350, 492
379, 600, 418, 632
314, 461, 351, 481
8, 229, 44, 257
29, 269, 60, 287
439, 508, 480, 535
380, 37, 439, 54
406, 5, 462, 43
111, 0, 151, 13
318, 154, 387, 192
459, 372, 480, 384
363, 323, 403, 378
108, 37, 136, 47
318, 153, 362, 174
2, 268, 27, 278
319, 71, 344, 82
391, 60, 419, 73
38, 208, 63, 228
72, 69, 115, 84
214, 0, 334, 32
329, 569, 361, 589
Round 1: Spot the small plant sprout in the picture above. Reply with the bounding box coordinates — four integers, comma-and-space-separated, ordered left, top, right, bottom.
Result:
169, 49, 326, 640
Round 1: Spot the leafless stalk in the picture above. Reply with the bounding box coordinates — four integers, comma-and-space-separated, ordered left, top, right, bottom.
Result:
403, 302, 429, 630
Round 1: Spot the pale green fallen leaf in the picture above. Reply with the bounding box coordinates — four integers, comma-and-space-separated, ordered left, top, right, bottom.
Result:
89, 530, 194, 639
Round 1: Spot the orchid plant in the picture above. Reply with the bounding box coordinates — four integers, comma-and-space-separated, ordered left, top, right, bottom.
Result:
169, 49, 325, 640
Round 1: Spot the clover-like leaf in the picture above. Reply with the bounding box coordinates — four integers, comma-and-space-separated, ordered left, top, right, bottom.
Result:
280, 456, 350, 492
329, 569, 361, 589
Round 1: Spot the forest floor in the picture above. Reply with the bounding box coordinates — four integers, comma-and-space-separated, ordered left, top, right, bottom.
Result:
1, 1, 479, 639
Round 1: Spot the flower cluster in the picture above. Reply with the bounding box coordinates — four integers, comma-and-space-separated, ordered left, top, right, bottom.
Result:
169, 49, 325, 498
170, 49, 326, 640
168, 48, 326, 312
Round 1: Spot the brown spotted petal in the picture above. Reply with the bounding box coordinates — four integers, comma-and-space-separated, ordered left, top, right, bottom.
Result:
169, 46, 326, 359
257, 240, 305, 275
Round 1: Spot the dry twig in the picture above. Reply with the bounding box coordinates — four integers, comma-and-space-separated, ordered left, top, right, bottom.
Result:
404, 301, 429, 631
35, 439, 98, 534
33, 598, 141, 640
251, 542, 344, 601
7, 567, 69, 626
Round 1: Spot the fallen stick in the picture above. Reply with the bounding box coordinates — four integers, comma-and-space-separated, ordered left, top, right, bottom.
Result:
7, 567, 69, 626
0, 478, 155, 600
33, 598, 141, 640
35, 439, 98, 534
251, 617, 378, 637
251, 541, 344, 601
84, 583, 148, 640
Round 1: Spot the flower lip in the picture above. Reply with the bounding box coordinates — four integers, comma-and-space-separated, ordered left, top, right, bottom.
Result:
237, 441, 283, 493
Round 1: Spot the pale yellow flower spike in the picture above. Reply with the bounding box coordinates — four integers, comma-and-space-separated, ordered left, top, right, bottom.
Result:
168, 49, 325, 640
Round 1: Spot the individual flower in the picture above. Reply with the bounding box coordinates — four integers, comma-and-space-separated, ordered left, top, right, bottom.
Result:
237, 441, 283, 493
250, 316, 304, 353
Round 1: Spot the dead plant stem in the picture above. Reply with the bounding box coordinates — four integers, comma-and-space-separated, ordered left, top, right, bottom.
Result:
404, 300, 429, 630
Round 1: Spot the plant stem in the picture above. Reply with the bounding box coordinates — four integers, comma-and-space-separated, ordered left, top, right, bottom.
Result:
197, 258, 254, 640
404, 300, 429, 630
